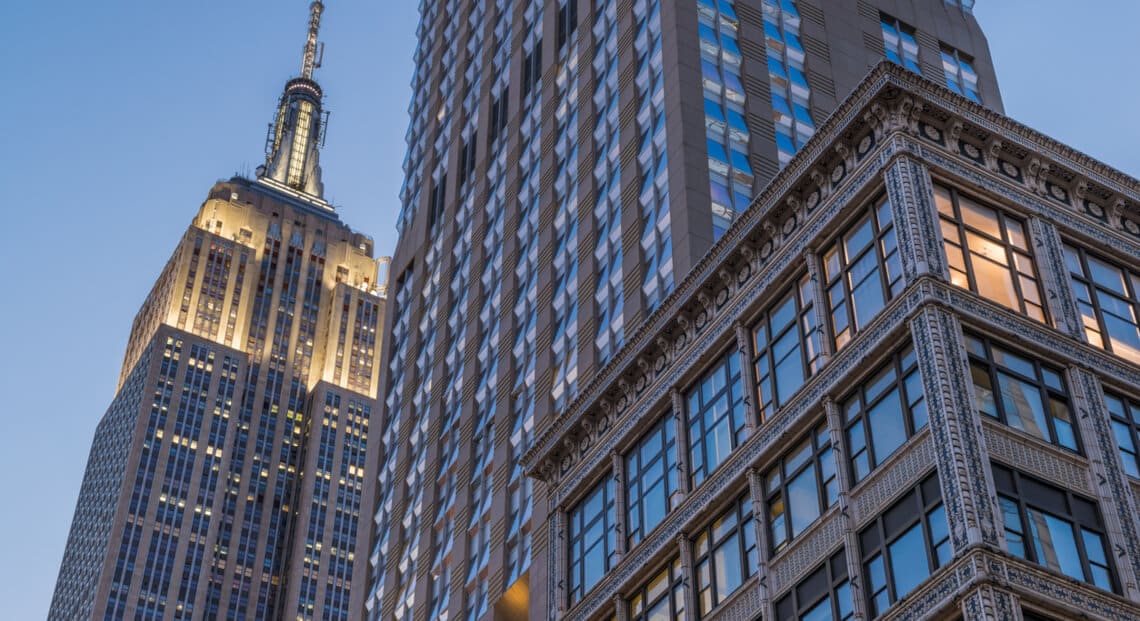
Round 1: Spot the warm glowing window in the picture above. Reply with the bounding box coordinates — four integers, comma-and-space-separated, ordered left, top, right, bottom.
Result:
287, 100, 314, 187
934, 184, 1045, 322
822, 196, 903, 349
627, 557, 686, 621
1064, 244, 1140, 364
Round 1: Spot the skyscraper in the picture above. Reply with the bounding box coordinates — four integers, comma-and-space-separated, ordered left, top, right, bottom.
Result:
367, 1, 1000, 620
49, 3, 387, 619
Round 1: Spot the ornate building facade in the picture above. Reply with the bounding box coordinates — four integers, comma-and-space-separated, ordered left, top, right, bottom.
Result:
367, 1, 1000, 619
522, 62, 1140, 621
49, 4, 388, 619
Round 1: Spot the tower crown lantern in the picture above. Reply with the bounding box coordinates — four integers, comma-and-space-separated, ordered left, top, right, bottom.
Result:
260, 1, 328, 200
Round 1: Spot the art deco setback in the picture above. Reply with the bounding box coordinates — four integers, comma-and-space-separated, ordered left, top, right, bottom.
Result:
523, 63, 1140, 621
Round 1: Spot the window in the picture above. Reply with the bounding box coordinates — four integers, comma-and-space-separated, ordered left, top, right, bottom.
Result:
556, 0, 578, 49
628, 557, 686, 621
940, 45, 981, 103
934, 184, 1046, 322
764, 422, 837, 553
880, 14, 921, 73
687, 351, 749, 488
568, 478, 617, 604
860, 474, 949, 616
753, 275, 823, 421
625, 417, 680, 549
775, 549, 854, 621
842, 345, 927, 483
965, 333, 1079, 452
822, 196, 903, 349
993, 464, 1116, 593
1105, 393, 1140, 478
1063, 244, 1140, 364
520, 42, 542, 100
694, 496, 757, 615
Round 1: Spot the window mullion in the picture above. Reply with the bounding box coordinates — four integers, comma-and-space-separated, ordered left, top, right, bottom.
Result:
735, 321, 762, 430
747, 468, 776, 619
611, 451, 628, 558
804, 249, 836, 361
671, 388, 692, 496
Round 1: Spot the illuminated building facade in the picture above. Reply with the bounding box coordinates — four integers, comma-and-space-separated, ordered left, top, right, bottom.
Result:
524, 63, 1140, 621
368, 1, 1000, 620
49, 3, 388, 620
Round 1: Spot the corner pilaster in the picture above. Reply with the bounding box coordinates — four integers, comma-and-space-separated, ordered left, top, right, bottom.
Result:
883, 156, 947, 282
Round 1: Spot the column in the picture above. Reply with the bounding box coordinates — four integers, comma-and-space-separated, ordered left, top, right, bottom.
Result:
1070, 367, 1140, 601
824, 398, 870, 621
611, 452, 629, 559
677, 535, 699, 618
959, 584, 1024, 621
672, 389, 692, 497
909, 305, 1001, 551
747, 468, 776, 620
735, 322, 762, 430
1027, 216, 1084, 339
883, 155, 947, 282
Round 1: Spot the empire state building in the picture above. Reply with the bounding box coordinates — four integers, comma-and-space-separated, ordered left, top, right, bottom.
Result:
49, 3, 387, 619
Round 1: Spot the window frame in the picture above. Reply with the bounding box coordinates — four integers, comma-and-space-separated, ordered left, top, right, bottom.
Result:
934, 183, 1047, 323
1063, 243, 1140, 364
686, 349, 749, 489
964, 332, 1080, 453
1106, 391, 1140, 478
880, 13, 922, 74
764, 421, 838, 554
859, 474, 949, 617
841, 344, 927, 483
627, 557, 687, 621
822, 195, 903, 350
752, 273, 823, 422
939, 44, 981, 103
567, 477, 617, 605
625, 415, 680, 549
774, 549, 854, 621
993, 463, 1117, 594
693, 495, 758, 616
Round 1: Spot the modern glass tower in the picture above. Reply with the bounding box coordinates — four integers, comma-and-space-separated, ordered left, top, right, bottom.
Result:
49, 4, 387, 620
367, 1, 1001, 620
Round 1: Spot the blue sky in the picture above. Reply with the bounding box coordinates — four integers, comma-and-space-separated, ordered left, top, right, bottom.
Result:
0, 1, 1137, 618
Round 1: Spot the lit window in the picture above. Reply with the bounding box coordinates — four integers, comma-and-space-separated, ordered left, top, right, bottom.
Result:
687, 351, 749, 489
823, 196, 903, 349
628, 557, 686, 621
1105, 393, 1140, 478
880, 14, 921, 74
764, 421, 837, 553
625, 417, 680, 549
994, 464, 1116, 593
568, 478, 617, 604
965, 333, 1079, 453
842, 345, 927, 482
694, 496, 757, 615
940, 45, 981, 103
860, 474, 949, 616
774, 549, 854, 621
752, 274, 823, 421
1064, 244, 1140, 364
935, 184, 1046, 322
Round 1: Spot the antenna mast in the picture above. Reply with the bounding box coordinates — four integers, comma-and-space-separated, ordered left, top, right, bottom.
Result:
301, 1, 325, 80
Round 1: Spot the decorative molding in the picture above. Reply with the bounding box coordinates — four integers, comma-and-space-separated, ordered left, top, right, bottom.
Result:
768, 510, 844, 595
982, 423, 1092, 495
850, 433, 936, 525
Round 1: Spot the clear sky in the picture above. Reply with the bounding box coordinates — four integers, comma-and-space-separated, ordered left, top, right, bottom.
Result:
0, 2, 1137, 619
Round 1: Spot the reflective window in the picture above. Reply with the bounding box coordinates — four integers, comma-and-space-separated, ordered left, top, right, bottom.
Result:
694, 496, 757, 615
761, 0, 816, 167
1064, 244, 1140, 364
568, 478, 617, 604
687, 351, 749, 488
860, 475, 948, 616
935, 184, 1046, 322
940, 45, 981, 103
993, 464, 1116, 593
753, 275, 823, 421
765, 421, 837, 553
626, 417, 680, 549
842, 345, 927, 483
965, 333, 1079, 453
774, 549, 854, 621
823, 196, 903, 349
628, 557, 687, 621
1105, 393, 1140, 478
880, 14, 921, 73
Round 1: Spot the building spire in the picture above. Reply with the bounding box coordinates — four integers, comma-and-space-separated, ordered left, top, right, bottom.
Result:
301, 1, 324, 80
258, 1, 329, 200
